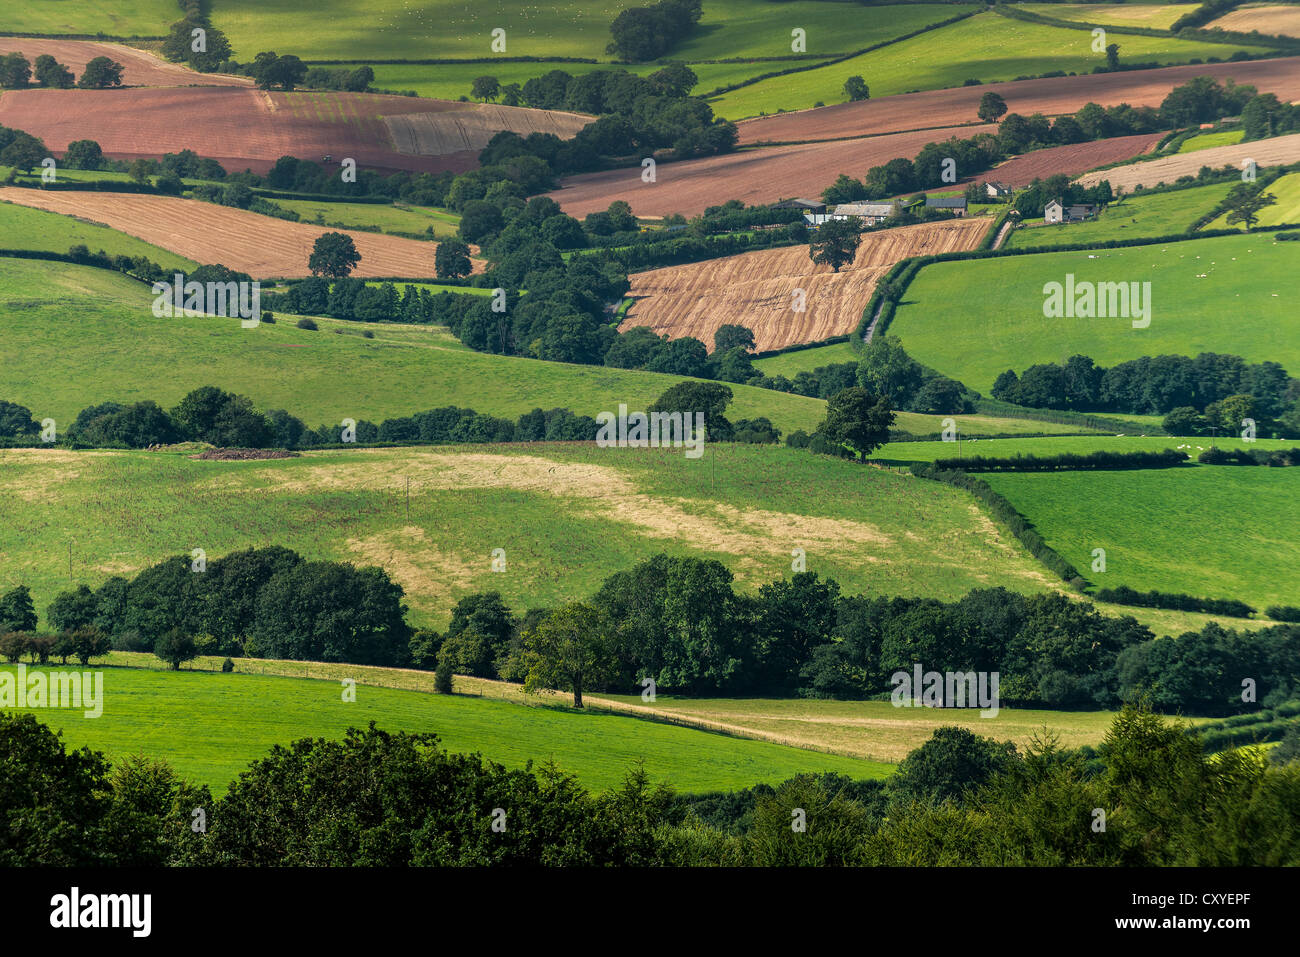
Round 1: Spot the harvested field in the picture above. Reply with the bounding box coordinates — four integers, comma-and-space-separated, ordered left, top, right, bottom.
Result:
622, 217, 991, 352
551, 125, 996, 219
979, 132, 1164, 187
0, 38, 250, 88
1074, 131, 1300, 189
0, 188, 481, 279
1210, 4, 1300, 37
0, 87, 588, 175
736, 58, 1300, 146
383, 103, 589, 155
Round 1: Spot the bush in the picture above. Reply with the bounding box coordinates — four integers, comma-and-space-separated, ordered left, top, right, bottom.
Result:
222, 657, 235, 673
435, 658, 454, 694
1265, 605, 1300, 623
296, 317, 318, 330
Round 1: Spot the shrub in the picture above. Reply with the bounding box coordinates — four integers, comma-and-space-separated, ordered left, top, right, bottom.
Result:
296, 317, 318, 330
435, 658, 454, 694
1265, 605, 1300, 623
222, 657, 235, 673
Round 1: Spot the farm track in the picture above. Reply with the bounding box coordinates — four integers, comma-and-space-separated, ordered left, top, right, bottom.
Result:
736, 57, 1300, 146
623, 217, 991, 352
0, 38, 251, 88
0, 188, 482, 278
1074, 131, 1300, 189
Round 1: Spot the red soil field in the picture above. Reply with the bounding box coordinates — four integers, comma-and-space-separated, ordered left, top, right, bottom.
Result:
622, 217, 991, 352
0, 188, 482, 279
550, 124, 997, 218
0, 87, 588, 175
979, 132, 1164, 187
737, 57, 1300, 146
0, 38, 250, 88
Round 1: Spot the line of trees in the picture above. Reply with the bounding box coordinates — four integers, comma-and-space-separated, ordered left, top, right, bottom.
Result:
0, 51, 123, 89
10, 703, 1298, 866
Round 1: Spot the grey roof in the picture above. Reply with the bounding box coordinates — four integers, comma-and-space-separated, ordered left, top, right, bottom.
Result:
774, 198, 826, 209
835, 202, 897, 217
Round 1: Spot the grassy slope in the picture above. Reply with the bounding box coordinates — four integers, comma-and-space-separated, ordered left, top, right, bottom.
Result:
1178, 129, 1247, 152
273, 198, 461, 237
889, 233, 1299, 393
0, 200, 197, 269
1208, 171, 1300, 227
213, 1, 967, 61
1004, 182, 1234, 250
0, 0, 175, 34
1019, 4, 1190, 30
2, 663, 885, 795
709, 11, 1275, 117
982, 465, 1300, 607
0, 258, 826, 433
0, 441, 1059, 629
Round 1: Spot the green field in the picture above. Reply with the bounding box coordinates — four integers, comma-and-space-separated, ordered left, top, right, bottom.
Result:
890, 233, 1300, 393
982, 465, 1300, 607
1208, 171, 1300, 227
2, 664, 886, 795
1005, 182, 1234, 249
1178, 129, 1246, 152
0, 440, 1058, 629
213, 0, 968, 63
0, 201, 196, 270
1020, 4, 1190, 30
753, 341, 859, 375
274, 198, 461, 237
875, 434, 1294, 463
709, 10, 1275, 117
0, 258, 826, 433
0, 0, 176, 35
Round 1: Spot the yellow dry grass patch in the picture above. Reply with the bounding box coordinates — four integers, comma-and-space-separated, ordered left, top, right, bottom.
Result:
346, 524, 479, 613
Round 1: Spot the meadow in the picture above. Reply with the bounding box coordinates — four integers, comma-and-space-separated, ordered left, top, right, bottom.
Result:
1018, 4, 1189, 29
0, 0, 175, 36
982, 465, 1300, 608
0, 441, 1057, 629
888, 233, 1300, 392
0, 663, 886, 795
0, 258, 826, 433
708, 11, 1275, 117
0, 200, 196, 269
1004, 182, 1234, 250
1178, 129, 1246, 153
273, 198, 461, 237
1207, 171, 1300, 228
212, 0, 969, 64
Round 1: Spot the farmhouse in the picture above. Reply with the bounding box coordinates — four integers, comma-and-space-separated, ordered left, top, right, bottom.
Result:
984, 181, 1012, 199
925, 196, 967, 216
1044, 199, 1100, 224
833, 202, 898, 225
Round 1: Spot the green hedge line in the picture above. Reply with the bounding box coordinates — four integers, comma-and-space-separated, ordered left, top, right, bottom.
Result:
1093, 585, 1256, 618
909, 462, 1086, 584
931, 448, 1188, 472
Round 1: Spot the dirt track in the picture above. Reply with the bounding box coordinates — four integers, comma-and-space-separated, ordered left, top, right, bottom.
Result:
0, 188, 482, 279
622, 217, 991, 352
736, 57, 1300, 146
1074, 131, 1300, 189
551, 124, 997, 218
0, 38, 250, 88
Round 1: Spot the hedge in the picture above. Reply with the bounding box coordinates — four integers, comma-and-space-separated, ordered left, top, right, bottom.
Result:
1266, 605, 1300, 622
909, 462, 1085, 584
1199, 447, 1300, 466
1093, 585, 1256, 618
930, 449, 1188, 472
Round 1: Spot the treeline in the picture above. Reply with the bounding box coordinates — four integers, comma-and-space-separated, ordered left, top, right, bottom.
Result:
10, 705, 1300, 866
928, 449, 1188, 472
1093, 585, 1255, 619
990, 352, 1298, 438
1199, 446, 1300, 466
0, 50, 124, 90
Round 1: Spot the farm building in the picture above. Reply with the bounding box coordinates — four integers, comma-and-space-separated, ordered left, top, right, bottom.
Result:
925, 196, 967, 216
1044, 200, 1100, 224
773, 197, 827, 215
984, 181, 1012, 199
833, 202, 898, 225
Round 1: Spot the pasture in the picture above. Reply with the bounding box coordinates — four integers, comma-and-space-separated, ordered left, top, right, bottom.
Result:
0, 200, 196, 269
273, 198, 461, 237
0, 664, 886, 795
888, 233, 1300, 393
1207, 171, 1300, 227
708, 11, 1276, 117
0, 0, 175, 36
1178, 129, 1246, 153
1004, 182, 1234, 250
0, 258, 826, 433
0, 440, 1059, 630
982, 465, 1300, 609
1019, 4, 1188, 29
